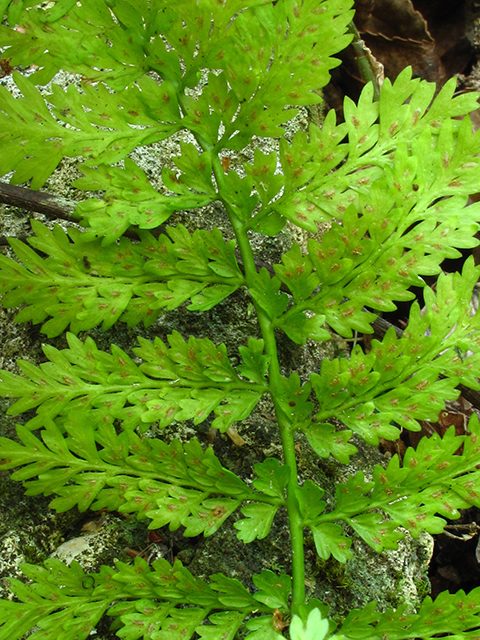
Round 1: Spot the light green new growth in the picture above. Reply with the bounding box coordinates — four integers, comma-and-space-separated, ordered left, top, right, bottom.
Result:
1, 0, 480, 638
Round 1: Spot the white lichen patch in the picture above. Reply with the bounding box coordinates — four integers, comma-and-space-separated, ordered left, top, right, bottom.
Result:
346, 531, 434, 613
0, 532, 27, 582
51, 534, 104, 567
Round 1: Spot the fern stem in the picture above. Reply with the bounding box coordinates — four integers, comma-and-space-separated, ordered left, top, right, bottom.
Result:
211, 155, 306, 613
234, 216, 306, 614
347, 21, 381, 101
274, 404, 306, 615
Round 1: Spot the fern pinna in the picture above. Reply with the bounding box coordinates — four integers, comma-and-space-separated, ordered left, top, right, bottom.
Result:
1, 0, 480, 638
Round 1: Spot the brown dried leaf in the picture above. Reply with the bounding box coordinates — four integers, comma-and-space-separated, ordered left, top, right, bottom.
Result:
226, 425, 246, 446
356, 0, 432, 42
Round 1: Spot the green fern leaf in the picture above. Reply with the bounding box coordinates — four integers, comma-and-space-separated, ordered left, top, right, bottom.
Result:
0, 1, 149, 87
245, 616, 284, 640
195, 611, 245, 640
234, 503, 279, 543
208, 573, 259, 609
0, 418, 267, 527
243, 149, 285, 211
0, 221, 244, 336
0, 559, 112, 640
250, 268, 289, 319
0, 0, 355, 199
237, 338, 270, 384
247, 70, 480, 237
252, 570, 291, 610
307, 415, 480, 555
338, 587, 480, 640
252, 458, 289, 499
274, 244, 320, 303
74, 159, 214, 244
275, 373, 313, 425
348, 513, 403, 553
108, 599, 172, 640
222, 0, 353, 111
3, 0, 480, 633
182, 497, 243, 537
309, 265, 480, 442
0, 555, 277, 640
300, 422, 357, 465
0, 74, 180, 188
154, 608, 210, 640
310, 523, 353, 563
289, 609, 335, 640
297, 479, 327, 524
274, 194, 480, 338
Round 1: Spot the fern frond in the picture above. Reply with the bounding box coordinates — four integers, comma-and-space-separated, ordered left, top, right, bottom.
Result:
0, 221, 244, 336
0, 559, 113, 640
105, 559, 284, 638
3, 0, 480, 633
307, 263, 480, 442
248, 70, 480, 234
209, 0, 354, 146
0, 0, 153, 88
0, 557, 282, 640
0, 73, 183, 189
247, 83, 480, 341
300, 413, 480, 561
269, 189, 480, 339
0, 419, 283, 531
0, 331, 268, 430
73, 156, 217, 244
338, 586, 480, 639
0, 0, 283, 90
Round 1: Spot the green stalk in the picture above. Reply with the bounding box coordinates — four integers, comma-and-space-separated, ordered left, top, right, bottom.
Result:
211, 155, 306, 614
347, 21, 381, 102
